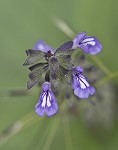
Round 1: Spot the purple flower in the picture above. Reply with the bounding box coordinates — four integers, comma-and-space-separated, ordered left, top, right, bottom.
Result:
72, 66, 96, 98
72, 32, 102, 55
35, 82, 58, 116
33, 39, 54, 53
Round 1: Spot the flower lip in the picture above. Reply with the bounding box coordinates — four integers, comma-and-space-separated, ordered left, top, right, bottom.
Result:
79, 36, 102, 55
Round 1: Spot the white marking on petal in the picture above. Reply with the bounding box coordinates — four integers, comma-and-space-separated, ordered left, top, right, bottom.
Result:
47, 93, 51, 107
82, 38, 96, 46
79, 75, 90, 89
42, 93, 47, 107
79, 80, 86, 89
87, 41, 96, 46
82, 38, 94, 43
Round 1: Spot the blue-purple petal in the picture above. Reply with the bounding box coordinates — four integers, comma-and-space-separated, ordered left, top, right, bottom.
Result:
42, 82, 51, 91
35, 102, 45, 116
72, 75, 80, 89
74, 87, 89, 98
72, 32, 86, 49
88, 86, 96, 95
35, 92, 45, 116
79, 36, 102, 55
35, 84, 58, 116
72, 67, 96, 98
33, 39, 54, 53
74, 86, 96, 99
45, 101, 58, 116
45, 91, 58, 116
73, 66, 84, 73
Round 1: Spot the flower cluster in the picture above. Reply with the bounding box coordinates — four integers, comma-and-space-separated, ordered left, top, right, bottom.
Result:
23, 32, 102, 116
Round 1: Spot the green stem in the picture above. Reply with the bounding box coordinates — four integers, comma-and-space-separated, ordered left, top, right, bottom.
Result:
0, 111, 45, 147
52, 17, 75, 38
96, 71, 118, 87
63, 117, 73, 150
89, 55, 111, 75
42, 101, 67, 150
43, 117, 60, 150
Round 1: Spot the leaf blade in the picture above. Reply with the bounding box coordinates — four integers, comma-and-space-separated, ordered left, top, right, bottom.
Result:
55, 41, 73, 54
23, 49, 45, 66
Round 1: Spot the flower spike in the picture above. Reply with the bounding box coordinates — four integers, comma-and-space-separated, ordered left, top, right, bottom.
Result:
23, 31, 103, 117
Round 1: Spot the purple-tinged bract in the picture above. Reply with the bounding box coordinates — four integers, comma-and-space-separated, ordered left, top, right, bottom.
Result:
72, 32, 102, 55
35, 82, 58, 116
72, 66, 96, 98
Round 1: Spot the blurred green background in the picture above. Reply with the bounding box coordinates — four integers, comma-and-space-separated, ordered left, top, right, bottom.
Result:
0, 0, 118, 150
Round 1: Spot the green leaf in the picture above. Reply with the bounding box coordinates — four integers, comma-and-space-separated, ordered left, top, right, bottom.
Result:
58, 66, 72, 85
50, 78, 60, 91
26, 49, 44, 57
49, 56, 60, 89
64, 70, 72, 85
27, 65, 49, 89
28, 65, 48, 79
55, 41, 74, 55
29, 63, 48, 71
27, 77, 39, 90
58, 54, 73, 70
23, 49, 45, 66
59, 66, 68, 77
49, 56, 59, 80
